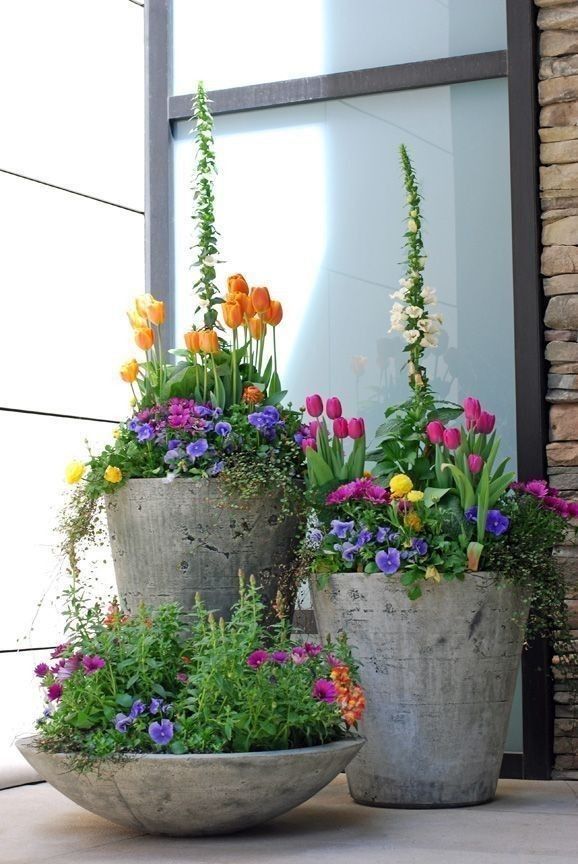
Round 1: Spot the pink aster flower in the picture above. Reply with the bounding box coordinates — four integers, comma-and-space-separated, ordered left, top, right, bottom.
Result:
47, 683, 63, 702
247, 649, 270, 669
34, 663, 49, 678
56, 654, 84, 681
312, 679, 338, 703
82, 655, 106, 675
291, 646, 309, 664
50, 643, 70, 659
524, 480, 549, 499
326, 477, 390, 506
304, 643, 323, 657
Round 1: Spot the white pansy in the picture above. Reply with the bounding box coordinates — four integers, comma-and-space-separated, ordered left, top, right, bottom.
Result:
403, 329, 421, 345
404, 304, 424, 319
421, 285, 437, 305
407, 219, 418, 233
421, 334, 439, 349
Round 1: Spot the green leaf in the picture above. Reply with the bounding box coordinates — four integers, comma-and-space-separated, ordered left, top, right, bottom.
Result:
306, 448, 334, 487
264, 390, 287, 406
423, 486, 451, 508
116, 693, 134, 709
407, 584, 422, 601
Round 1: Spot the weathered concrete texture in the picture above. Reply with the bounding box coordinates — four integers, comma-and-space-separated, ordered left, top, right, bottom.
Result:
106, 478, 298, 619
311, 573, 527, 808
16, 737, 363, 837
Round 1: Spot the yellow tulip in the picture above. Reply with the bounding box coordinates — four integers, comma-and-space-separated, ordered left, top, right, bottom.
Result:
65, 460, 85, 484
407, 490, 424, 503
104, 465, 123, 484
389, 473, 413, 498
127, 306, 147, 329
135, 293, 156, 317
120, 359, 139, 383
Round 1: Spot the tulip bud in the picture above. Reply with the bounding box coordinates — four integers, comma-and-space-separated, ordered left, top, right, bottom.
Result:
468, 454, 484, 474
134, 327, 154, 351
263, 299, 283, 326
146, 299, 165, 326
426, 420, 445, 445
199, 329, 219, 354
333, 417, 349, 439
326, 397, 343, 420
305, 394, 324, 417
301, 437, 317, 452
463, 397, 482, 424
184, 330, 201, 353
127, 306, 147, 330
135, 293, 156, 318
120, 359, 139, 383
348, 418, 365, 440
227, 274, 249, 295
249, 315, 266, 339
443, 427, 461, 450
251, 286, 271, 314
475, 411, 495, 434
222, 301, 243, 329
237, 293, 255, 320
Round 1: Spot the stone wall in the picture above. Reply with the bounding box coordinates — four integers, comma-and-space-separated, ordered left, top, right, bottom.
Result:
537, 0, 578, 779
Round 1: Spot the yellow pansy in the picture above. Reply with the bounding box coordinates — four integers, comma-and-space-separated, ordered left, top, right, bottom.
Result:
404, 511, 423, 532
407, 490, 424, 503
65, 460, 85, 484
425, 566, 441, 584
389, 474, 413, 498
104, 465, 123, 484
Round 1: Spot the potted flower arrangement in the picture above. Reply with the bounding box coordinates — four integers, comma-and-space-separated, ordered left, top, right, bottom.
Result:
18, 577, 365, 836
305, 146, 576, 808
63, 83, 304, 620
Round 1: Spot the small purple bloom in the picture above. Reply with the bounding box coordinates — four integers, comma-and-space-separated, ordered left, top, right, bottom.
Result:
82, 655, 105, 675
355, 528, 373, 548
164, 448, 183, 463
148, 697, 164, 714
524, 480, 549, 499
194, 405, 213, 418
176, 672, 188, 684
486, 509, 510, 536
127, 419, 139, 432
329, 520, 355, 539
167, 439, 181, 450
47, 683, 63, 701
114, 712, 132, 733
306, 527, 324, 548
271, 651, 289, 664
215, 421, 232, 437
148, 719, 174, 745
376, 526, 390, 544
50, 643, 69, 659
412, 538, 429, 556
34, 663, 49, 678
56, 654, 83, 681
208, 460, 224, 477
262, 406, 281, 423
325, 653, 342, 668
312, 679, 338, 703
129, 699, 146, 719
291, 646, 308, 665
304, 643, 323, 657
376, 548, 401, 575
247, 649, 270, 669
334, 541, 357, 563
186, 438, 209, 460
137, 423, 155, 442
465, 506, 478, 524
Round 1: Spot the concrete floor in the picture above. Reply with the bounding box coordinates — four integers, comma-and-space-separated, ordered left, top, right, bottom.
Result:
1, 776, 577, 864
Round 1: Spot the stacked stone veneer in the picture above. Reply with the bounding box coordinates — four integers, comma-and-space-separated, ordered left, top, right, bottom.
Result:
537, 0, 578, 779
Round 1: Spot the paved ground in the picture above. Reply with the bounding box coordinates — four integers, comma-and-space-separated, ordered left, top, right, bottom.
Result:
1, 775, 577, 864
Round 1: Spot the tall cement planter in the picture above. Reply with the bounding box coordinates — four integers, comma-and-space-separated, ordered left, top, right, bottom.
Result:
106, 478, 298, 619
311, 571, 528, 808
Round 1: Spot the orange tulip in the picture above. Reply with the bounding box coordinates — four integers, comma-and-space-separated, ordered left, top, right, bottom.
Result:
227, 274, 249, 295
237, 293, 255, 320
263, 299, 283, 326
249, 315, 266, 340
120, 359, 139, 383
146, 299, 165, 326
243, 384, 264, 405
222, 301, 243, 329
135, 293, 156, 317
184, 330, 201, 353
134, 327, 154, 351
127, 306, 147, 330
199, 329, 220, 354
251, 286, 271, 314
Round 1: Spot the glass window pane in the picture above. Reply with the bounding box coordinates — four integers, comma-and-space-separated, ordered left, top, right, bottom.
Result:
171, 0, 507, 94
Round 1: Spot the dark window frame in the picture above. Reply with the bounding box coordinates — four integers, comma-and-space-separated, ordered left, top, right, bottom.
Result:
144, 0, 549, 779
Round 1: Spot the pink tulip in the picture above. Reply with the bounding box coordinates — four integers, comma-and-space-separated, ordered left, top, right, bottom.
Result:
305, 394, 324, 417
443, 427, 461, 450
348, 418, 365, 439
475, 411, 495, 434
301, 437, 317, 452
426, 420, 445, 445
468, 454, 484, 474
333, 417, 349, 439
309, 420, 321, 438
463, 397, 481, 422
326, 397, 343, 420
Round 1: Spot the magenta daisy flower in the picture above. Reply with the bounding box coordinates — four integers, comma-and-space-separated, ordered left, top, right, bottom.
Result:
312, 679, 338, 703
246, 649, 270, 669
82, 655, 106, 674
34, 663, 49, 678
47, 683, 63, 701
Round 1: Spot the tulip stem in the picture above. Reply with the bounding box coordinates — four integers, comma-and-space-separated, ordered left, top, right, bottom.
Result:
272, 326, 278, 382
203, 359, 208, 402
231, 331, 238, 405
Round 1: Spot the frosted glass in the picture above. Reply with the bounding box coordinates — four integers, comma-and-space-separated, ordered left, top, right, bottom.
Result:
0, 650, 49, 788
0, 412, 116, 651
172, 78, 516, 469
0, 173, 144, 421
171, 0, 506, 94
0, 0, 144, 210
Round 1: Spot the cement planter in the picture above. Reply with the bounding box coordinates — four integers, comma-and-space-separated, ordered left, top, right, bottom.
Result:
310, 571, 528, 808
105, 478, 299, 619
16, 736, 363, 836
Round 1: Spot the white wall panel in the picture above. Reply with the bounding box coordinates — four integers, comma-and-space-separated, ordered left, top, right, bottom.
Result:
0, 0, 144, 210
0, 172, 144, 420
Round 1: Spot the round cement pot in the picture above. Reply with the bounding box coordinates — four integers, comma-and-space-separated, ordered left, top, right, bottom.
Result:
310, 571, 529, 808
16, 736, 363, 836
105, 478, 299, 619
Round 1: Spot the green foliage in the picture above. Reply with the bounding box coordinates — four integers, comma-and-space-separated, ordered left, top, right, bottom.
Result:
305, 424, 366, 493
36, 579, 361, 768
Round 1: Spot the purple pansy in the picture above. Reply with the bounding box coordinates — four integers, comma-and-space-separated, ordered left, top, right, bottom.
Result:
412, 538, 429, 556
148, 719, 174, 745
148, 697, 164, 714
375, 548, 401, 575
208, 460, 224, 477
215, 421, 232, 437
137, 423, 155, 442
334, 541, 357, 563
486, 509, 510, 536
186, 438, 209, 460
129, 700, 146, 719
114, 712, 132, 733
329, 519, 355, 539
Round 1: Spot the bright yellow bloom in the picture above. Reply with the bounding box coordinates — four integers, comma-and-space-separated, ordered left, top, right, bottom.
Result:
127, 305, 147, 330
404, 511, 423, 532
112, 428, 121, 439
104, 465, 123, 484
425, 566, 441, 584
120, 359, 139, 383
65, 460, 85, 484
389, 473, 413, 498
407, 490, 424, 503
135, 293, 156, 317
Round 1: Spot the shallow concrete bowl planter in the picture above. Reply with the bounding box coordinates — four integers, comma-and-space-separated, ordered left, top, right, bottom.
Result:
16, 737, 363, 836
105, 478, 299, 618
310, 571, 529, 808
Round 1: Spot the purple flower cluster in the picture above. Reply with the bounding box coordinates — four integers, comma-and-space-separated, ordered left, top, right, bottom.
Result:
511, 479, 578, 519
114, 696, 174, 745
465, 507, 510, 536
326, 478, 391, 506
34, 652, 106, 702
323, 519, 428, 569
246, 642, 325, 670
247, 406, 284, 441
